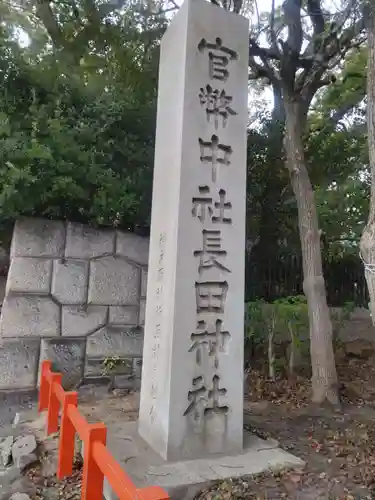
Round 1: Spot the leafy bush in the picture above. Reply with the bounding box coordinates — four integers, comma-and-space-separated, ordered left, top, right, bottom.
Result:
245, 296, 308, 345
244, 296, 356, 377
0, 13, 161, 243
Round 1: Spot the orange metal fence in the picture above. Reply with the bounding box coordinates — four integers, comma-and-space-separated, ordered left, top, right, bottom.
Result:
38, 360, 169, 500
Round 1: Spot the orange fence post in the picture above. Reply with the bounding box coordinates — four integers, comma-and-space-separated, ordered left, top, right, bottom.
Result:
38, 360, 52, 412
38, 359, 170, 500
57, 391, 78, 480
47, 372, 63, 435
137, 486, 171, 500
81, 423, 107, 500
92, 441, 141, 499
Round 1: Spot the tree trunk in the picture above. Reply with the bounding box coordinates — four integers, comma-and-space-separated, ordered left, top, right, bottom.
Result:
284, 97, 339, 405
360, 5, 375, 324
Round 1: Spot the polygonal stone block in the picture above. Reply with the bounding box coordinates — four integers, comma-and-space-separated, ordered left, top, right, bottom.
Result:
6, 258, 52, 295
88, 256, 140, 306
86, 326, 143, 358
108, 306, 138, 326
62, 305, 107, 337
39, 337, 85, 389
65, 222, 115, 259
116, 231, 149, 266
0, 338, 40, 389
11, 218, 65, 258
0, 296, 60, 338
51, 259, 88, 305
113, 373, 141, 390
141, 269, 148, 298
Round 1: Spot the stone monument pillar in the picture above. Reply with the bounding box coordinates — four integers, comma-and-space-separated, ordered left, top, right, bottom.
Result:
139, 0, 249, 461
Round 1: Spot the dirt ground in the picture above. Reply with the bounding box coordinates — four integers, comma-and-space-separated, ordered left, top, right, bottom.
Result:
20, 345, 375, 500
197, 345, 375, 500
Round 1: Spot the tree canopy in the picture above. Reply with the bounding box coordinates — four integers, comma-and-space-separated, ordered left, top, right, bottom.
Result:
0, 0, 370, 261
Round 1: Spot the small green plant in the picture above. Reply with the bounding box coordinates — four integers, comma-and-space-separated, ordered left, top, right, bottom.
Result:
245, 296, 310, 378
245, 299, 267, 346
272, 296, 309, 376
102, 356, 128, 376
244, 296, 355, 379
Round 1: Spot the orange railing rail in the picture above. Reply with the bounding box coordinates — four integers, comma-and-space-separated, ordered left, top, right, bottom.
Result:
38, 360, 169, 500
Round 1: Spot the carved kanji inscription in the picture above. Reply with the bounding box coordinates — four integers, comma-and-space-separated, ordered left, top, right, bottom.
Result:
195, 280, 228, 314
192, 186, 232, 224
194, 229, 230, 274
199, 135, 232, 182
198, 37, 238, 81
199, 85, 237, 129
184, 374, 228, 420
189, 318, 230, 368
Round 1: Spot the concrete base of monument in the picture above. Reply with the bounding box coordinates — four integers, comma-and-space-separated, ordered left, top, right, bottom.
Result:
102, 420, 305, 500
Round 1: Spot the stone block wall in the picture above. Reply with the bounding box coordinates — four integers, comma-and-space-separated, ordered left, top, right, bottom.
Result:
1, 217, 374, 393
0, 218, 148, 391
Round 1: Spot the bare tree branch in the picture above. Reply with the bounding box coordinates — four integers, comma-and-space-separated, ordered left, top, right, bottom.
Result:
248, 54, 271, 80
248, 39, 282, 60
270, 0, 281, 56
306, 0, 325, 35
33, 0, 64, 48
279, 0, 303, 90
336, 16, 366, 56
97, 0, 128, 18
334, 0, 358, 33
249, 38, 280, 86
283, 0, 303, 54
254, 0, 261, 32
327, 93, 365, 126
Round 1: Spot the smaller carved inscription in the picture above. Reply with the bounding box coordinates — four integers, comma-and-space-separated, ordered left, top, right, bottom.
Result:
184, 374, 228, 420
194, 229, 230, 274
195, 280, 228, 314
199, 85, 237, 129
149, 403, 156, 422
149, 233, 165, 424
192, 186, 232, 224
151, 335, 160, 363
198, 37, 238, 82
157, 267, 164, 282
151, 380, 158, 396
189, 318, 230, 368
199, 135, 232, 183
159, 232, 166, 245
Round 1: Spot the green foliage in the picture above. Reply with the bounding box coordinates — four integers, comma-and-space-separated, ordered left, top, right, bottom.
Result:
102, 355, 128, 375
0, 0, 164, 241
245, 296, 356, 371
245, 296, 308, 346
245, 296, 356, 345
244, 298, 267, 346
0, 0, 369, 288
315, 48, 367, 124
0, 78, 156, 232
